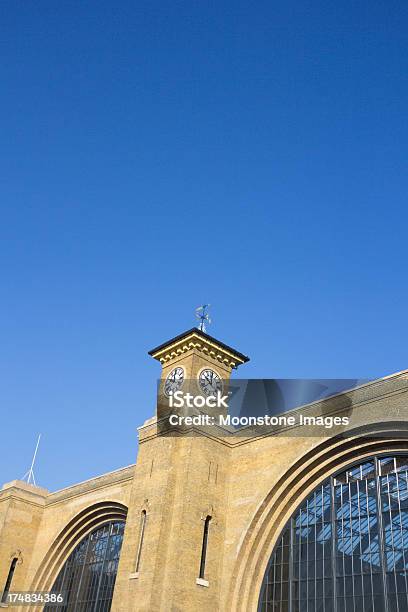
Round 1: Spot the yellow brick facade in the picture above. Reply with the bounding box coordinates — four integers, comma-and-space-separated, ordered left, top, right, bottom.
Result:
1, 329, 408, 611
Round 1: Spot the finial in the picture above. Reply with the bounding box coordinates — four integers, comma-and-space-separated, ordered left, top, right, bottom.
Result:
195, 304, 211, 333
22, 434, 41, 486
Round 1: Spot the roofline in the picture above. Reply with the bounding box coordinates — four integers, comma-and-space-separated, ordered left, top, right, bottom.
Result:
148, 328, 250, 363
49, 464, 136, 495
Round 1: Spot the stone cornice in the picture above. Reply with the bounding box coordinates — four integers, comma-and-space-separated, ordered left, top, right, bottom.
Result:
45, 465, 135, 505
137, 370, 408, 447
149, 330, 248, 370
0, 480, 48, 505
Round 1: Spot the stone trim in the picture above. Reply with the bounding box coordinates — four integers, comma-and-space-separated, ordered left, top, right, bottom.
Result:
46, 465, 135, 505
29, 501, 128, 605
149, 331, 248, 370
138, 370, 408, 447
228, 433, 408, 611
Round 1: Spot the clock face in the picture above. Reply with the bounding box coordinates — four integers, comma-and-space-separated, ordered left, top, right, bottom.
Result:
164, 367, 185, 397
198, 368, 223, 396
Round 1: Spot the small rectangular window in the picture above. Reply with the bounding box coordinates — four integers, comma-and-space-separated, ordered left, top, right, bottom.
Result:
199, 516, 211, 579
135, 510, 147, 573
1, 558, 18, 603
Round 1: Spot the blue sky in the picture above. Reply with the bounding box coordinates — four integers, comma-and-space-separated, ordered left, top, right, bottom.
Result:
1, 1, 408, 491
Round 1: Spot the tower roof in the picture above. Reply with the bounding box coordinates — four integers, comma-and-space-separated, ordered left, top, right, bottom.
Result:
148, 328, 249, 369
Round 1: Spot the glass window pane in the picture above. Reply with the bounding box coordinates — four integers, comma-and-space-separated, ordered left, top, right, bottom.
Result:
259, 455, 408, 612
44, 520, 125, 612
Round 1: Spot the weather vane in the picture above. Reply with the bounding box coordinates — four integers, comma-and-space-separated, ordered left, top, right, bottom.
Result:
195, 304, 211, 333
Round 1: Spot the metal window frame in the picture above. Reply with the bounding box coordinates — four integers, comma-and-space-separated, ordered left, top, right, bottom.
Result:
258, 453, 408, 612
45, 520, 125, 612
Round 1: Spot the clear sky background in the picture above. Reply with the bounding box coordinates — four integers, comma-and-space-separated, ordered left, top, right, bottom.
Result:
1, 1, 407, 491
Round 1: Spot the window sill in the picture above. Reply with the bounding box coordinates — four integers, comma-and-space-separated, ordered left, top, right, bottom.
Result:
129, 572, 139, 580
196, 578, 209, 587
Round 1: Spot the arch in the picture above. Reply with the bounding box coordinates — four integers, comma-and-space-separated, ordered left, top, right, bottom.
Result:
258, 452, 408, 610
227, 423, 408, 611
30, 500, 128, 607
45, 519, 125, 611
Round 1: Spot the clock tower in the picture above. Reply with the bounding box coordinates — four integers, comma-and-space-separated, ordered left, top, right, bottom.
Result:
148, 327, 249, 416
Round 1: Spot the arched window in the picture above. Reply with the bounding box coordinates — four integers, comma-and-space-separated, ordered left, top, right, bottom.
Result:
45, 520, 125, 612
199, 515, 212, 580
259, 454, 408, 612
135, 510, 147, 573
1, 557, 18, 603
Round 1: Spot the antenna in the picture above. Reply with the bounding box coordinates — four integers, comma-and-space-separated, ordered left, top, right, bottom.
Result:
22, 434, 41, 486
195, 305, 211, 333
